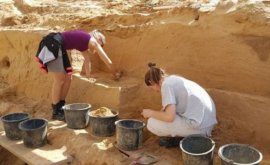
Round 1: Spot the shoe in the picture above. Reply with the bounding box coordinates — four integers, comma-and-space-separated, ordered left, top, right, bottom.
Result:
58, 100, 66, 108
51, 103, 65, 121
57, 108, 66, 122
58, 100, 66, 122
158, 137, 184, 148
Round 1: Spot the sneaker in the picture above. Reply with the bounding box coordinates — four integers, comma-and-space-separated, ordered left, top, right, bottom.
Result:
158, 137, 184, 148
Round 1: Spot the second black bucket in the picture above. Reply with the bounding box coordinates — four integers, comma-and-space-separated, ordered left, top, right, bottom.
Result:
63, 103, 91, 129
18, 118, 48, 148
180, 135, 215, 165
218, 144, 263, 165
115, 119, 145, 151
1, 113, 30, 140
89, 110, 118, 137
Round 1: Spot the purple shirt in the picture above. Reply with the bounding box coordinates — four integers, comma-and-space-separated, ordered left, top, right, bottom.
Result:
61, 30, 91, 52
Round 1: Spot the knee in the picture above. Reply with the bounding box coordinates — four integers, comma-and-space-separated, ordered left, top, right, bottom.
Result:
147, 118, 158, 134
147, 118, 171, 137
54, 77, 66, 86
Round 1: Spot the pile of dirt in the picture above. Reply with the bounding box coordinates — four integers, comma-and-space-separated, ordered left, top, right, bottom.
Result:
89, 107, 115, 117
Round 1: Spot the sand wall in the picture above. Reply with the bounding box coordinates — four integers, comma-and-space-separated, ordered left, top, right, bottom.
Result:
0, 3, 270, 164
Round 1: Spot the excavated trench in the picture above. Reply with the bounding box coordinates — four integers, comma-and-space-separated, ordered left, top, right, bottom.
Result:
0, 2, 270, 165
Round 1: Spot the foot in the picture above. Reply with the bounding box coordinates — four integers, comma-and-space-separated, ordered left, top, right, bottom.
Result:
58, 100, 66, 108
113, 70, 123, 80
58, 109, 66, 122
51, 103, 66, 122
158, 137, 184, 148
52, 112, 65, 121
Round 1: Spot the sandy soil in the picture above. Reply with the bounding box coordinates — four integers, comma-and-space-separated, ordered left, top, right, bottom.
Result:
0, 0, 270, 164
90, 107, 115, 117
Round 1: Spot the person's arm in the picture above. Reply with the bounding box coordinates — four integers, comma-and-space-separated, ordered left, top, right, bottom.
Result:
89, 38, 121, 78
81, 50, 91, 77
141, 104, 176, 122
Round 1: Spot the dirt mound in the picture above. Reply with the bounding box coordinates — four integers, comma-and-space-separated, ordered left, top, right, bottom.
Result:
90, 107, 115, 117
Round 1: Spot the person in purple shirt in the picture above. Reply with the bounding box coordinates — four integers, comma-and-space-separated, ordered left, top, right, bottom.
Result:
36, 29, 121, 121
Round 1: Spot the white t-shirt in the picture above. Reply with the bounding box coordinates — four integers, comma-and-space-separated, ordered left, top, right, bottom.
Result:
161, 75, 218, 129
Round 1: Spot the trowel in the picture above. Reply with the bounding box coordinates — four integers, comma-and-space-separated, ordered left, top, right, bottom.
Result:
113, 142, 159, 165
129, 153, 160, 165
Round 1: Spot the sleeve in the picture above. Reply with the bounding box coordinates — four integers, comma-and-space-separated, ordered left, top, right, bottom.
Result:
161, 84, 176, 109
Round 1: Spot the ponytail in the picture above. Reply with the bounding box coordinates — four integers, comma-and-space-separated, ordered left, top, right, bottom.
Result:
145, 62, 165, 86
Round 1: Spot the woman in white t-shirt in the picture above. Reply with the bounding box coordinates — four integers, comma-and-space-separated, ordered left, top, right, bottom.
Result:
141, 62, 218, 148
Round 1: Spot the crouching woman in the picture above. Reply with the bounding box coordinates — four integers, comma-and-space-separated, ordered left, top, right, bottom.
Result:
141, 63, 218, 148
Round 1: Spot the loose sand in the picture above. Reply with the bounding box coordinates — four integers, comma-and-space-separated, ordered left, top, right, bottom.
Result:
90, 107, 115, 117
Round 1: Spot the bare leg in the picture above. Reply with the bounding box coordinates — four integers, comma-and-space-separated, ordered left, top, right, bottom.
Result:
52, 72, 66, 104
60, 75, 71, 100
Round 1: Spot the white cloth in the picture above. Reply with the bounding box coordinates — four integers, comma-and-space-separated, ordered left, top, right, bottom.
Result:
38, 46, 55, 64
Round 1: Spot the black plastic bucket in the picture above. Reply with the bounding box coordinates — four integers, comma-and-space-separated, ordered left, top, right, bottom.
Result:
89, 110, 118, 137
1, 113, 30, 140
180, 135, 215, 165
63, 103, 91, 129
218, 144, 263, 165
18, 118, 48, 148
115, 119, 145, 151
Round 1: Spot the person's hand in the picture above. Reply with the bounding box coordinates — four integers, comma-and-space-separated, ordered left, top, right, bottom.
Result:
113, 70, 123, 80
141, 109, 153, 119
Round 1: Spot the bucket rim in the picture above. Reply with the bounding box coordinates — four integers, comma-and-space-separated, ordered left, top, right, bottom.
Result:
180, 134, 215, 156
88, 110, 119, 118
218, 143, 263, 165
63, 103, 91, 111
1, 112, 30, 123
18, 118, 48, 131
115, 119, 145, 129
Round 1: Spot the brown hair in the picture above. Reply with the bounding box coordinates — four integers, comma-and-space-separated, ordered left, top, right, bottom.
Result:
145, 62, 166, 86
